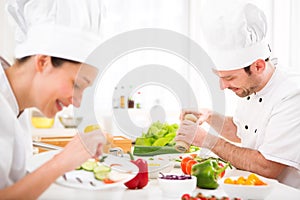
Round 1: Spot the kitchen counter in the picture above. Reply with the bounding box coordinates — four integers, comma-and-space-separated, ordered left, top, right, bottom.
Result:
37, 177, 300, 200
27, 151, 300, 200
31, 128, 77, 139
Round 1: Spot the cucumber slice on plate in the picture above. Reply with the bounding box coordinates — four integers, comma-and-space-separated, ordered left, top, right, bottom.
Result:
94, 171, 109, 181
81, 160, 98, 171
93, 165, 111, 173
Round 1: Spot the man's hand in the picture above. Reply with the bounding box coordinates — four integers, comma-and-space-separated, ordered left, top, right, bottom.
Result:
180, 109, 212, 125
176, 119, 219, 150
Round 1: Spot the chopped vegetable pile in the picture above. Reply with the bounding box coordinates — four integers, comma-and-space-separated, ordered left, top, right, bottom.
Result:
134, 121, 200, 153
135, 121, 178, 146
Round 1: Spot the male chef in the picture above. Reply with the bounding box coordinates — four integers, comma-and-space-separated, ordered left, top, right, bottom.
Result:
176, 1, 300, 188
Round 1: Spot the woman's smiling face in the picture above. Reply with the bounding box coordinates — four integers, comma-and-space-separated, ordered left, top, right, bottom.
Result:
33, 56, 98, 118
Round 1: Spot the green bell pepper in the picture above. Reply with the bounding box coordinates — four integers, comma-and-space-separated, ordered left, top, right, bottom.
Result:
191, 158, 231, 189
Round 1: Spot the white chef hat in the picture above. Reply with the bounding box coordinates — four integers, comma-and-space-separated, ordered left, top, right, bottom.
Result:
200, 0, 271, 71
6, 0, 103, 63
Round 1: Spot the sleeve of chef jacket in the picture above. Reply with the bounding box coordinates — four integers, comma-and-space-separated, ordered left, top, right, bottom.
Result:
0, 94, 16, 188
258, 90, 300, 171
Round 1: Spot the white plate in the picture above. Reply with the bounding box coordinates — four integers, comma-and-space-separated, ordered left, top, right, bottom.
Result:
27, 150, 139, 190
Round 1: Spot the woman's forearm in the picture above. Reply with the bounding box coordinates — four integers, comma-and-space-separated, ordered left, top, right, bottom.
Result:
0, 154, 66, 200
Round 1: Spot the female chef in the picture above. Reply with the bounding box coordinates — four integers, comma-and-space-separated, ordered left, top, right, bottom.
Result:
176, 1, 300, 188
0, 0, 105, 199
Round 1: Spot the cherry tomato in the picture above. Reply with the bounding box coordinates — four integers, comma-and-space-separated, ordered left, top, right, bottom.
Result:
181, 193, 191, 200
186, 159, 198, 175
181, 156, 193, 174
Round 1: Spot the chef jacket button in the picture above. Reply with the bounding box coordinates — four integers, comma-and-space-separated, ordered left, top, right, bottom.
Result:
254, 129, 257, 133
245, 125, 248, 130
247, 96, 250, 100
259, 98, 262, 102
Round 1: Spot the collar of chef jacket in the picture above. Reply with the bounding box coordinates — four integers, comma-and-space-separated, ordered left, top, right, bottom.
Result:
0, 63, 19, 116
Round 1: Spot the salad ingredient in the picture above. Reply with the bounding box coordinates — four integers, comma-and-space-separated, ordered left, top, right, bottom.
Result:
224, 174, 267, 186
182, 192, 241, 200
218, 163, 225, 178
135, 121, 178, 146
181, 156, 193, 174
81, 160, 98, 171
186, 160, 198, 175
181, 193, 191, 200
191, 158, 231, 189
124, 152, 149, 189
78, 158, 113, 184
159, 172, 192, 180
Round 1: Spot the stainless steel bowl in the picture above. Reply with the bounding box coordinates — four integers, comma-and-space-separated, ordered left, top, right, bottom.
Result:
59, 116, 83, 128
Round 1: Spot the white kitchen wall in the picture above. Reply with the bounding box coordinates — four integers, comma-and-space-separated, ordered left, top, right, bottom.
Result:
1, 0, 300, 136
0, 0, 15, 64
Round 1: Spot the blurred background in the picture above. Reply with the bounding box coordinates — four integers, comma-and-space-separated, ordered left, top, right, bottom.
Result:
1, 0, 299, 138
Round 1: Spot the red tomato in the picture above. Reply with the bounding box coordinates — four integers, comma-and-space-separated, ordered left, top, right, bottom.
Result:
218, 163, 225, 178
181, 156, 193, 174
186, 159, 198, 175
181, 193, 191, 200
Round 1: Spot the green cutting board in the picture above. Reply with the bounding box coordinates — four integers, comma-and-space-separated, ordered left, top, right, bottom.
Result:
133, 145, 180, 156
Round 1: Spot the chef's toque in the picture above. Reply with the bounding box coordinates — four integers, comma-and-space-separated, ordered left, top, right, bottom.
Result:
6, 0, 103, 63
201, 0, 271, 71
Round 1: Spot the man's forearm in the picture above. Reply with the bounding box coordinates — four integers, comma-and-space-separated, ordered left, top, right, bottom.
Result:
211, 137, 286, 179
208, 113, 240, 142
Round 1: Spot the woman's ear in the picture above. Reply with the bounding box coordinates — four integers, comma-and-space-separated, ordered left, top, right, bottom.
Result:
34, 55, 51, 72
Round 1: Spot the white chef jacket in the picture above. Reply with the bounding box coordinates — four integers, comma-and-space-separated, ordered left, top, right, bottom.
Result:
0, 63, 32, 188
233, 68, 300, 188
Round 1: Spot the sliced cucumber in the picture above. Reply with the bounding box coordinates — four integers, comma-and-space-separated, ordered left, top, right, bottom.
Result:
75, 165, 82, 170
94, 172, 109, 181
81, 160, 98, 171
93, 165, 111, 173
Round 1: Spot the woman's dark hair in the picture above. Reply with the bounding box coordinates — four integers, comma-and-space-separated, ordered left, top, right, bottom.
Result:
16, 56, 80, 67
243, 57, 270, 75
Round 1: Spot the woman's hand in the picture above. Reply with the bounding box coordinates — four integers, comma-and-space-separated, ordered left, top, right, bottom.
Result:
55, 129, 106, 172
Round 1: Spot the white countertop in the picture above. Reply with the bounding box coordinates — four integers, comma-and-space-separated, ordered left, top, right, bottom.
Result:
38, 178, 300, 200
27, 151, 300, 200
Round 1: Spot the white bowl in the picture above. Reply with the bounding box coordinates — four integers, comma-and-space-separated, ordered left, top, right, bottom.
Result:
146, 157, 175, 179
59, 116, 83, 128
219, 176, 277, 199
158, 173, 197, 198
